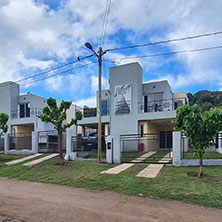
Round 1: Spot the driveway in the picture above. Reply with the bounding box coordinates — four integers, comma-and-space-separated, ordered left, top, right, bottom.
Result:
0, 177, 221, 222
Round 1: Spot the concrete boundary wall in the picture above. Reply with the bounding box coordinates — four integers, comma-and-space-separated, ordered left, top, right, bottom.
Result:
173, 131, 222, 166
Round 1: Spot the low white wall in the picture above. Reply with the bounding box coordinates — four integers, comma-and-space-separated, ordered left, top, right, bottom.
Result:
173, 131, 222, 166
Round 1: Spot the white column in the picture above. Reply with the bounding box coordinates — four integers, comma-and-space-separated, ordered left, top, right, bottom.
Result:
218, 131, 222, 154
173, 131, 182, 166
113, 135, 121, 164
65, 128, 77, 161
4, 133, 10, 154
32, 131, 39, 153
184, 136, 189, 152
106, 136, 113, 164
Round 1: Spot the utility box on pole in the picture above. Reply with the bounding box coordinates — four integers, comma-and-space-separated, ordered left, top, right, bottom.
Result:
106, 136, 113, 164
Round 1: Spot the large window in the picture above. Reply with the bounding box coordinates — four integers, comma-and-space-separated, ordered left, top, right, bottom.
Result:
101, 100, 109, 116
145, 93, 163, 112
19, 103, 30, 118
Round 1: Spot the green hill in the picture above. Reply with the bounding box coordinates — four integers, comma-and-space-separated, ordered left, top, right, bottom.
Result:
187, 90, 222, 111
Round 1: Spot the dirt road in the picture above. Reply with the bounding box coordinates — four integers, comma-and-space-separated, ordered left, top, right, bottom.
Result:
0, 177, 221, 222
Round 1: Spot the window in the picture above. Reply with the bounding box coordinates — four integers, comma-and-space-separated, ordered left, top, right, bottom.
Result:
139, 124, 144, 137
174, 100, 183, 110
147, 93, 163, 112
101, 100, 109, 116
19, 103, 30, 118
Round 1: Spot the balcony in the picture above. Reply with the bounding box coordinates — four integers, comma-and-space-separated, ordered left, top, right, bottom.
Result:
11, 108, 42, 119
138, 98, 187, 113
83, 102, 110, 118
83, 107, 97, 118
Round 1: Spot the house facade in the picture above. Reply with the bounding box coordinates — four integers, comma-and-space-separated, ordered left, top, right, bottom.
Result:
0, 81, 80, 154
78, 62, 188, 163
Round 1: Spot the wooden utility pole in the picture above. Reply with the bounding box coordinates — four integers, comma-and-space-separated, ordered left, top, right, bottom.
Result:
98, 47, 103, 162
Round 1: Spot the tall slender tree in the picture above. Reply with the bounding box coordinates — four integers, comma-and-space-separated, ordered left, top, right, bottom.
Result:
41, 97, 82, 164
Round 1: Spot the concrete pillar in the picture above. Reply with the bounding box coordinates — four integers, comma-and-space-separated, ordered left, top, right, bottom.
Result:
173, 131, 182, 166
113, 135, 121, 164
4, 133, 9, 154
65, 128, 77, 161
106, 136, 113, 164
218, 131, 222, 154
184, 136, 189, 152
32, 131, 39, 153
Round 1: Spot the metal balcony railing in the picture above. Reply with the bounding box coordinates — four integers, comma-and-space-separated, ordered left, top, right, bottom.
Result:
11, 108, 42, 119
83, 105, 110, 118
138, 98, 187, 113
83, 107, 97, 118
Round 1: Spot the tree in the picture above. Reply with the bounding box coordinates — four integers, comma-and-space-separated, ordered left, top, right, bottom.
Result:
172, 104, 222, 177
0, 113, 9, 137
187, 90, 222, 111
40, 97, 82, 164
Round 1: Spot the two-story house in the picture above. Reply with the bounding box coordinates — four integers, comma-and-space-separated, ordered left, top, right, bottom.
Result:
78, 62, 188, 162
0, 81, 80, 154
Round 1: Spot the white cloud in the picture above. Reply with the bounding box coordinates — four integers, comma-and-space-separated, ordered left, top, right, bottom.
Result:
91, 75, 108, 93
74, 96, 96, 107
1, 0, 222, 98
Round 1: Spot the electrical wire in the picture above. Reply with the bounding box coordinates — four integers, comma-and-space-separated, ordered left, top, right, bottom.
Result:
0, 61, 97, 94
114, 45, 222, 63
100, 0, 111, 46
106, 31, 222, 52
21, 61, 97, 86
16, 53, 94, 83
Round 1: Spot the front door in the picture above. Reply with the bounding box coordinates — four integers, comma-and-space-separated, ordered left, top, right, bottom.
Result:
159, 131, 172, 149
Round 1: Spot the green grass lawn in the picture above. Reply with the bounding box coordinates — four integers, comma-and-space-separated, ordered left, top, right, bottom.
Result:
1, 154, 222, 208
84, 150, 106, 159
143, 151, 170, 162
121, 151, 147, 162
183, 152, 222, 160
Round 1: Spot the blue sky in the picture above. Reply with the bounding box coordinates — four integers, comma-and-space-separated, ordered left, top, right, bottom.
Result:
0, 0, 222, 107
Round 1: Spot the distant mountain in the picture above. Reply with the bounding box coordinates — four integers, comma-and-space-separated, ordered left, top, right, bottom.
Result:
187, 90, 222, 111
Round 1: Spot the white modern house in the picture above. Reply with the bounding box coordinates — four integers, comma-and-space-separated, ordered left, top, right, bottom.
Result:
78, 62, 189, 163
0, 81, 80, 154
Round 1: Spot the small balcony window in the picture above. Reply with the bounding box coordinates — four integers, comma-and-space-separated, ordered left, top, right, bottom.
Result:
101, 100, 109, 116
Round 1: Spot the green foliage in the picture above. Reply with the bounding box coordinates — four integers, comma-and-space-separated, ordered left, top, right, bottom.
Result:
172, 104, 222, 153
40, 97, 82, 131
188, 90, 222, 111
0, 113, 9, 136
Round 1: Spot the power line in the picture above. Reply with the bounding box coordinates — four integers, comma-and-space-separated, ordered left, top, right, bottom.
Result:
106, 31, 222, 52
114, 45, 222, 63
0, 62, 97, 94
21, 62, 97, 87
100, 0, 111, 46
16, 53, 94, 83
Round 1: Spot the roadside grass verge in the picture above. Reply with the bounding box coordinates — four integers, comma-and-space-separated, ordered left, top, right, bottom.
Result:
0, 155, 222, 208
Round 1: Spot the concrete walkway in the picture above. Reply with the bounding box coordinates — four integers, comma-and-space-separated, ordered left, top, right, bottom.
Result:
158, 152, 172, 163
131, 151, 156, 163
5, 154, 43, 165
136, 164, 164, 178
101, 151, 157, 175
23, 154, 59, 166
101, 163, 134, 175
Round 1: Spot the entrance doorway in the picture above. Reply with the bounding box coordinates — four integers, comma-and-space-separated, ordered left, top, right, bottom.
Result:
159, 131, 172, 149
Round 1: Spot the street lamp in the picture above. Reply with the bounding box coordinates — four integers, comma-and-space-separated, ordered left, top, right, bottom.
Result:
85, 42, 106, 163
